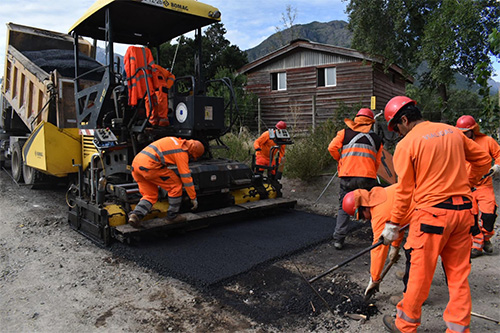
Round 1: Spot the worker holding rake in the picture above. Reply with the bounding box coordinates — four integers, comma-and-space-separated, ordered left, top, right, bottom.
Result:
342, 184, 414, 301
328, 108, 383, 250
456, 115, 500, 258
380, 96, 491, 333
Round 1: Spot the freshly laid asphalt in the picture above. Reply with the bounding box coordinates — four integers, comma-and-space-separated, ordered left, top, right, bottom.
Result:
110, 209, 340, 286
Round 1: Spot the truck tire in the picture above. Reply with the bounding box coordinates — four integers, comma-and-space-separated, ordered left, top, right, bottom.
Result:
23, 164, 46, 189
11, 142, 24, 183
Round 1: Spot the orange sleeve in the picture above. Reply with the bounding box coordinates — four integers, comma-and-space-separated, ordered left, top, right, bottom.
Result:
328, 129, 345, 161
390, 144, 415, 225
488, 136, 500, 166
174, 152, 197, 199
464, 135, 493, 187
254, 131, 268, 150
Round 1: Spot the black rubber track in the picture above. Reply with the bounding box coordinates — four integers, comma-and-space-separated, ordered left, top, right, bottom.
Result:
110, 209, 348, 286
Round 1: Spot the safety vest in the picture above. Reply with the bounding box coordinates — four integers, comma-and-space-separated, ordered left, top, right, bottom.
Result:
339, 128, 382, 178
124, 46, 155, 106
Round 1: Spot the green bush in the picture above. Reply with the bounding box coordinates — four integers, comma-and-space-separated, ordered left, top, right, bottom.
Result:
210, 129, 254, 164
284, 103, 358, 180
285, 119, 343, 180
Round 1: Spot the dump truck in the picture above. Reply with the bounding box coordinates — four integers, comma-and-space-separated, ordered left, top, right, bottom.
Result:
0, 23, 99, 186
1, 0, 295, 246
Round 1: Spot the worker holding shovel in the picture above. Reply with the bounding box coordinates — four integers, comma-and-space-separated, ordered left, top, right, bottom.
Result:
381, 96, 491, 333
342, 184, 414, 301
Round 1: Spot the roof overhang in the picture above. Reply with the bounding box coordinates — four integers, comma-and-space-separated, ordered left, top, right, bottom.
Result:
69, 0, 221, 45
239, 40, 413, 83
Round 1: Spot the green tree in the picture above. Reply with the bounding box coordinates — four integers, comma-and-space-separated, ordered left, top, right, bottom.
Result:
346, 0, 500, 119
158, 23, 248, 81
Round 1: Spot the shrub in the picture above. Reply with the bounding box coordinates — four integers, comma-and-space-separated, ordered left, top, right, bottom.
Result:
210, 128, 254, 164
284, 103, 357, 180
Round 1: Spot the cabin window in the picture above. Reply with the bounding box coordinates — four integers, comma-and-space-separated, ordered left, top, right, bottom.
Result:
317, 67, 336, 87
271, 72, 286, 91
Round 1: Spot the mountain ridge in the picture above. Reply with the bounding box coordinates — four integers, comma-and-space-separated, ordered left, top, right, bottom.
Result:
244, 20, 500, 94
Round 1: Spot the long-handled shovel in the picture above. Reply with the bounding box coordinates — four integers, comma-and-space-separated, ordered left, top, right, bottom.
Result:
314, 171, 338, 204
309, 224, 409, 284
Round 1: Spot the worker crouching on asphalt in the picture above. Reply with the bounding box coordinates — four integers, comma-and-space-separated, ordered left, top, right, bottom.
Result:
128, 137, 205, 228
328, 108, 383, 250
342, 184, 414, 301
254, 121, 287, 175
456, 115, 500, 258
380, 96, 491, 333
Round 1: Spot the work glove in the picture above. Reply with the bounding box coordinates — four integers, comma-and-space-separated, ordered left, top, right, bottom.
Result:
489, 164, 500, 178
380, 222, 399, 245
364, 277, 380, 301
190, 198, 198, 211
388, 246, 400, 263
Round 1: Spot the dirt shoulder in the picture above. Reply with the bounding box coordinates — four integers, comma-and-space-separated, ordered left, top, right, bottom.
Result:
0, 172, 499, 332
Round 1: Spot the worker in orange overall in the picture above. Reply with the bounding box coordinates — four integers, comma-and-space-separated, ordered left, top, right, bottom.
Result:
456, 115, 500, 258
254, 121, 287, 175
128, 137, 205, 227
342, 184, 415, 301
328, 108, 383, 250
380, 96, 491, 333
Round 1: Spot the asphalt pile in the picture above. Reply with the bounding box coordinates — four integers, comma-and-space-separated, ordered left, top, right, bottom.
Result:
22, 49, 104, 80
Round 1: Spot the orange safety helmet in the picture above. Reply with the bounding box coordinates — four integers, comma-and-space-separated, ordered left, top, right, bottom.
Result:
455, 115, 476, 131
356, 108, 374, 119
384, 96, 416, 131
276, 121, 287, 130
186, 140, 205, 160
342, 191, 357, 217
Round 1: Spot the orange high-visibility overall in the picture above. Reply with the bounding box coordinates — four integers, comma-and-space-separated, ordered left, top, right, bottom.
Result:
145, 64, 175, 126
131, 137, 196, 218
365, 185, 414, 282
469, 134, 500, 251
390, 121, 491, 333
254, 130, 285, 173
124, 46, 155, 106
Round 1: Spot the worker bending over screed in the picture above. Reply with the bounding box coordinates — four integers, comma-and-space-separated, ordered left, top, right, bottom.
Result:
128, 137, 205, 228
380, 96, 490, 333
254, 121, 287, 175
328, 108, 383, 250
456, 115, 500, 258
342, 184, 414, 301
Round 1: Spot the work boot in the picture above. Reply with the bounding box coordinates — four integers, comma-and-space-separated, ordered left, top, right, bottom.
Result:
333, 238, 344, 250
364, 278, 380, 302
471, 248, 483, 258
166, 214, 187, 224
382, 315, 399, 333
483, 240, 493, 254
128, 213, 141, 228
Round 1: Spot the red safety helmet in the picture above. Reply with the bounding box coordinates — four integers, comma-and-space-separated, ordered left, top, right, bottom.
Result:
455, 115, 476, 131
186, 140, 205, 160
384, 96, 416, 131
342, 191, 357, 217
356, 108, 374, 119
276, 121, 287, 130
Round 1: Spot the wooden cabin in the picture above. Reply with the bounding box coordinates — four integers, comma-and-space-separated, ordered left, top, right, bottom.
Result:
238, 39, 413, 132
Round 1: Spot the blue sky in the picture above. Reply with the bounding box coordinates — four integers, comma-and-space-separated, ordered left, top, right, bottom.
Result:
1, 0, 499, 82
